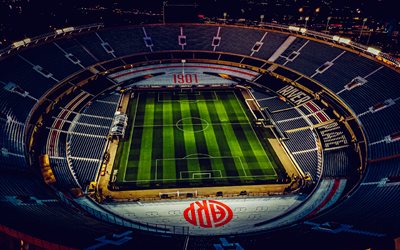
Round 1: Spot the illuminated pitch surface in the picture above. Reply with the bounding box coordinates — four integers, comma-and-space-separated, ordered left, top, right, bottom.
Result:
113, 90, 281, 188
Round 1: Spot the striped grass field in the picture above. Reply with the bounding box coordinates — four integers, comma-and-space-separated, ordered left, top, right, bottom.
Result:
113, 90, 280, 188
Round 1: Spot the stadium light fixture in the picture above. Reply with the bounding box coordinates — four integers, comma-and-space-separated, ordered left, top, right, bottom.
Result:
359, 18, 368, 40
11, 38, 31, 49
289, 26, 300, 32
338, 37, 351, 44
181, 59, 186, 75
62, 27, 74, 33
304, 16, 310, 28
300, 28, 307, 34
325, 16, 332, 32
23, 38, 31, 44
11, 41, 25, 49
367, 47, 381, 56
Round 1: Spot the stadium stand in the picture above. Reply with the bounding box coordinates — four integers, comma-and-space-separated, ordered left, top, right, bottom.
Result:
145, 26, 182, 51
0, 119, 27, 170
369, 140, 400, 159
98, 27, 149, 57
313, 52, 381, 93
0, 22, 400, 248
75, 32, 115, 61
252, 32, 290, 60
54, 39, 99, 67
364, 157, 400, 182
217, 26, 265, 55
311, 184, 400, 233
283, 41, 343, 77
182, 25, 219, 51
274, 38, 308, 65
0, 83, 37, 122
293, 150, 320, 180
359, 103, 400, 143
0, 57, 56, 98
258, 97, 293, 112
271, 108, 302, 121
276, 117, 310, 132
284, 129, 316, 152
66, 94, 119, 187
322, 148, 354, 177
19, 43, 83, 80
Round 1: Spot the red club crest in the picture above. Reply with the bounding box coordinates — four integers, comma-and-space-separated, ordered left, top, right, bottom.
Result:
183, 200, 233, 228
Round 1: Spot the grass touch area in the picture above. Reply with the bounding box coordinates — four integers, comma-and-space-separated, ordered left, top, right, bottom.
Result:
113, 90, 282, 189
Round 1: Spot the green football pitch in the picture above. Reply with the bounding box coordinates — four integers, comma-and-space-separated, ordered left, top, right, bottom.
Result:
113, 90, 282, 189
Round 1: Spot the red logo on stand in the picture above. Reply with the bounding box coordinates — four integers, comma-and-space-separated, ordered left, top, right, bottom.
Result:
183, 200, 233, 228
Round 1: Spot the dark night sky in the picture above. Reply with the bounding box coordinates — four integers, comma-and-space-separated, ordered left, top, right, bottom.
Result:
0, 0, 398, 47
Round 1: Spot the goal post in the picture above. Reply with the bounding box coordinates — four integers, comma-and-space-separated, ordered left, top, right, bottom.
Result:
192, 172, 212, 179
179, 169, 222, 180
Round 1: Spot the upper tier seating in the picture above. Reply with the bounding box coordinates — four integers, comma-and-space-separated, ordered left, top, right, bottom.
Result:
54, 39, 98, 67
19, 43, 82, 80
313, 52, 381, 93
312, 184, 400, 233
274, 38, 308, 65
97, 27, 149, 57
75, 33, 114, 62
283, 41, 343, 77
364, 157, 400, 182
0, 119, 27, 170
369, 140, 400, 160
0, 172, 124, 248
0, 57, 56, 98
338, 67, 400, 115
217, 27, 265, 55
359, 103, 400, 143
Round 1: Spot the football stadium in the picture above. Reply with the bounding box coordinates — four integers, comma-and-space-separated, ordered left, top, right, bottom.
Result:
0, 1, 399, 249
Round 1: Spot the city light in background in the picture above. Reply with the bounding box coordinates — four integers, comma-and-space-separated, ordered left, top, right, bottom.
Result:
0, 0, 399, 56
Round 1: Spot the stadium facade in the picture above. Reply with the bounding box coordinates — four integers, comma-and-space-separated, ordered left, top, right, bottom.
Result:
0, 22, 399, 249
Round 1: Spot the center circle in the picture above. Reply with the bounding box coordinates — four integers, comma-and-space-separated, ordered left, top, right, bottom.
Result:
176, 117, 209, 133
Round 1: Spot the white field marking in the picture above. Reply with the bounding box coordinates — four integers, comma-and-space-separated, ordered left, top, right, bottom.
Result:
175, 117, 209, 133
124, 90, 277, 182
236, 156, 247, 177
174, 91, 201, 96
233, 92, 278, 177
192, 173, 212, 179
180, 170, 222, 179
125, 174, 277, 183
132, 122, 250, 128
157, 91, 219, 103
152, 155, 260, 182
122, 93, 140, 182
183, 153, 213, 159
